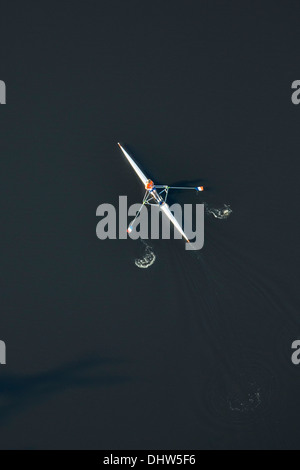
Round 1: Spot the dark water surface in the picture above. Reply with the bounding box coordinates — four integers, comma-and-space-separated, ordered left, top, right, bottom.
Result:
0, 1, 299, 449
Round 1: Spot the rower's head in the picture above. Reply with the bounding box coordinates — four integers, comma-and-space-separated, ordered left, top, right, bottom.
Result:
145, 179, 154, 191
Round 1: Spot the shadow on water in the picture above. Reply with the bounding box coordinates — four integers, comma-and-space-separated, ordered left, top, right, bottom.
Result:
168, 179, 206, 187
119, 144, 208, 189
0, 356, 129, 425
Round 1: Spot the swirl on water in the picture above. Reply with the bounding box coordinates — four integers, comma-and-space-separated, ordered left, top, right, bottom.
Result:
204, 359, 277, 427
135, 240, 156, 269
227, 382, 262, 413
205, 203, 232, 220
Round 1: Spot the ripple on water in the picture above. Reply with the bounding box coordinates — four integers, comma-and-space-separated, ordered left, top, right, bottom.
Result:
205, 359, 277, 427
135, 240, 156, 269
205, 203, 232, 220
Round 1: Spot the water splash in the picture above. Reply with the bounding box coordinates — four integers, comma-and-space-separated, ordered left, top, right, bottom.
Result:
205, 203, 232, 220
228, 383, 262, 413
204, 358, 277, 426
135, 240, 156, 269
